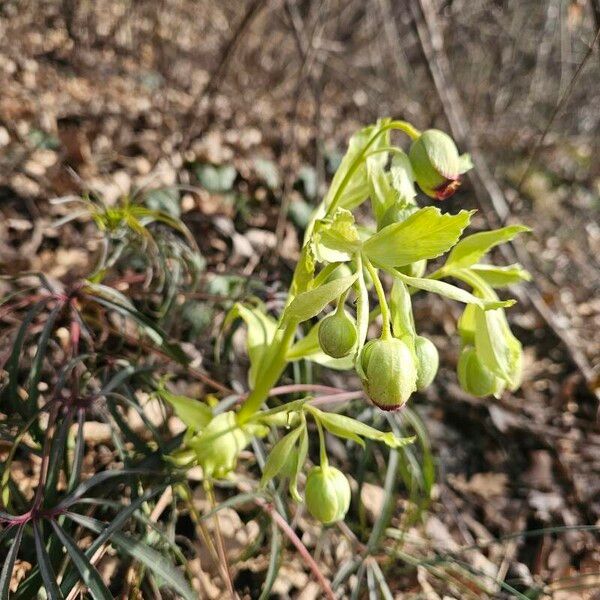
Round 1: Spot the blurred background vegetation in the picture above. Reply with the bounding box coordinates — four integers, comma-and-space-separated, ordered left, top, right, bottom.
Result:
1, 0, 599, 598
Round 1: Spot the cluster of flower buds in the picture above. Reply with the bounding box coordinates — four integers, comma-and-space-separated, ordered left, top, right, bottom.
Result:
188, 118, 529, 529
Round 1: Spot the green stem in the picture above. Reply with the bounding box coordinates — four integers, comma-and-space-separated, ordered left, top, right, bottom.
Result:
325, 121, 420, 218
238, 120, 420, 423
364, 257, 392, 340
237, 321, 298, 424
335, 288, 350, 314
315, 417, 329, 468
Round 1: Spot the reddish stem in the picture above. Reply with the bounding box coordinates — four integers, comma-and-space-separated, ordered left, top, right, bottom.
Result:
256, 498, 336, 600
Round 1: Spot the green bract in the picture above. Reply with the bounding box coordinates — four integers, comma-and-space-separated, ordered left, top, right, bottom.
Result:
189, 411, 250, 478
457, 346, 503, 397
414, 335, 439, 391
318, 310, 358, 358
305, 465, 351, 524
360, 337, 417, 410
378, 202, 418, 231
409, 129, 470, 200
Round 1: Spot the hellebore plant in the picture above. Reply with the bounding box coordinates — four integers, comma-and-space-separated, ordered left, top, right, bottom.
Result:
167, 118, 530, 523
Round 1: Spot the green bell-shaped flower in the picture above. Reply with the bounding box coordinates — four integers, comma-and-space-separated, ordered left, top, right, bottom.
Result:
414, 335, 439, 391
359, 337, 417, 410
409, 129, 470, 200
189, 411, 249, 478
305, 465, 351, 524
457, 346, 503, 397
318, 309, 358, 359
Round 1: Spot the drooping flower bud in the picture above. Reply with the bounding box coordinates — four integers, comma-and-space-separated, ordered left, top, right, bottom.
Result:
359, 337, 417, 410
457, 347, 503, 397
189, 411, 249, 478
318, 310, 358, 358
305, 465, 351, 524
414, 335, 439, 391
409, 130, 469, 200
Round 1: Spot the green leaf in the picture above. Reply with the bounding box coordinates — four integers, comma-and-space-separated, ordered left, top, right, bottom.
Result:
65, 512, 195, 600
34, 521, 63, 600
471, 263, 531, 287
194, 163, 237, 193
158, 388, 212, 431
391, 269, 515, 311
283, 274, 358, 324
260, 425, 304, 487
84, 282, 189, 364
144, 187, 181, 218
259, 521, 282, 600
474, 306, 512, 380
221, 303, 277, 387
0, 525, 23, 600
323, 120, 390, 212
289, 426, 308, 502
367, 158, 396, 224
59, 487, 165, 595
290, 244, 316, 296
50, 521, 113, 600
390, 153, 417, 203
390, 278, 416, 338
286, 321, 355, 370
254, 158, 281, 189
445, 225, 531, 269
363, 207, 474, 269
313, 209, 361, 263
309, 407, 415, 449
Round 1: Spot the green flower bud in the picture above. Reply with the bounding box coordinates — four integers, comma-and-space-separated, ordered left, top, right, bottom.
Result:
457, 347, 502, 397
189, 411, 249, 478
378, 202, 418, 231
318, 310, 357, 358
414, 335, 439, 391
305, 465, 351, 524
409, 130, 462, 200
359, 337, 417, 410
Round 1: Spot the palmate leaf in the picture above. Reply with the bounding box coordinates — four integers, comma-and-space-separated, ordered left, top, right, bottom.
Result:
5, 299, 48, 419
56, 468, 152, 511
65, 512, 196, 600
0, 525, 23, 600
57, 487, 165, 595
363, 207, 474, 269
33, 521, 63, 600
50, 521, 113, 600
83, 282, 189, 364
